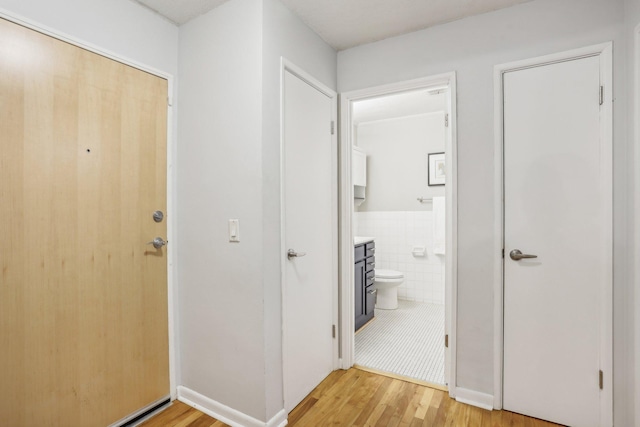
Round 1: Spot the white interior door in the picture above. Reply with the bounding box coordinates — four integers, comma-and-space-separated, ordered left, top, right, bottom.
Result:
503, 54, 612, 426
283, 69, 336, 412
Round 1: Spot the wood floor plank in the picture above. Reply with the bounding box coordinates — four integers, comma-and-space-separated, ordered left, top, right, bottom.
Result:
351, 375, 394, 426
310, 369, 347, 399
140, 401, 230, 427
379, 404, 399, 426
329, 370, 387, 426
399, 385, 429, 426
509, 411, 527, 427
413, 386, 435, 420
488, 408, 502, 427
187, 412, 220, 427
467, 405, 488, 427
433, 389, 453, 426
144, 369, 563, 427
387, 381, 418, 427
288, 397, 318, 426
174, 412, 205, 427
422, 405, 439, 426
301, 370, 366, 425
430, 389, 445, 410
363, 375, 405, 425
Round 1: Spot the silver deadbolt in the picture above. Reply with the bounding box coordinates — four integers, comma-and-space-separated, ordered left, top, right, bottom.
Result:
153, 210, 164, 223
147, 237, 168, 249
509, 249, 538, 261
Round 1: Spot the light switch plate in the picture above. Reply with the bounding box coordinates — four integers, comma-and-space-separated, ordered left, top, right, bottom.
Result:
228, 219, 240, 242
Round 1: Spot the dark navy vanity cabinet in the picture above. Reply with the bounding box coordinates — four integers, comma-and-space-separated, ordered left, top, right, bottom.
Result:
355, 240, 376, 331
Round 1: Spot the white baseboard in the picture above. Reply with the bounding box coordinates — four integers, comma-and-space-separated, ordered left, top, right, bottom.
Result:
177, 386, 288, 427
455, 387, 494, 411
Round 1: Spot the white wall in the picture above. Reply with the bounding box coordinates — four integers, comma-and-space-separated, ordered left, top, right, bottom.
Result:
260, 0, 336, 419
356, 113, 445, 212
178, 0, 336, 422
0, 0, 178, 77
178, 0, 266, 420
338, 0, 629, 421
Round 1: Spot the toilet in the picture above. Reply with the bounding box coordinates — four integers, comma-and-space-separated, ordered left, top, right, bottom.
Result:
373, 269, 404, 310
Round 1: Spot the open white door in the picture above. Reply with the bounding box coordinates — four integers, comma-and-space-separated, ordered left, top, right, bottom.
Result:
502, 49, 612, 426
282, 66, 337, 412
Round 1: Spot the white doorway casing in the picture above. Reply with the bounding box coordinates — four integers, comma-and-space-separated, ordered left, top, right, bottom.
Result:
339, 73, 458, 398
493, 43, 613, 425
635, 23, 640, 427
280, 59, 339, 413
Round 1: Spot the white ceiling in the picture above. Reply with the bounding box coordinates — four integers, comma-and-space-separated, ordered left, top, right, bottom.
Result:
133, 0, 531, 50
352, 89, 447, 125
279, 0, 531, 50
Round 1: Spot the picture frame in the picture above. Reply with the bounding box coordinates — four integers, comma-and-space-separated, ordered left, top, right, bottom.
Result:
428, 152, 445, 186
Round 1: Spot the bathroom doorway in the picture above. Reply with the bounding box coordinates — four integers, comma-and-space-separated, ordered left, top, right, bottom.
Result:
339, 74, 457, 394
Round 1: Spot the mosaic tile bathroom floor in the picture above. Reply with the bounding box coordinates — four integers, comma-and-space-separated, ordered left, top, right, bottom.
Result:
355, 299, 445, 385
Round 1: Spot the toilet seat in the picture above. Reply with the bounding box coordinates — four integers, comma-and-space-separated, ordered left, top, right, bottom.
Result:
375, 269, 404, 280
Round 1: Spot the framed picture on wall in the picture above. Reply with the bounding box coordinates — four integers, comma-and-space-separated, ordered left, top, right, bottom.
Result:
428, 152, 445, 186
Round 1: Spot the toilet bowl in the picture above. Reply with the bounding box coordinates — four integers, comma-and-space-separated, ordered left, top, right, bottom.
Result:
373, 269, 404, 310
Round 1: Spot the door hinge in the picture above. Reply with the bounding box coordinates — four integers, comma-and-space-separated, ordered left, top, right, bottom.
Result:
445, 334, 449, 348
168, 96, 173, 107
599, 86, 604, 106
445, 114, 449, 128
331, 121, 335, 135
332, 324, 336, 338
502, 248, 505, 258
599, 370, 603, 390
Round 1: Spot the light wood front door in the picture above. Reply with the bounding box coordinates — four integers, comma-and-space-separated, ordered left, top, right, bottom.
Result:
0, 18, 169, 426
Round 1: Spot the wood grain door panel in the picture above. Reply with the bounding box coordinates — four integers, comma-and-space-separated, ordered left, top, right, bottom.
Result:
0, 18, 169, 426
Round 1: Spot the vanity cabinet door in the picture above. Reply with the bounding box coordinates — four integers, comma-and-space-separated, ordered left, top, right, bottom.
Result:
354, 260, 366, 331
365, 285, 376, 320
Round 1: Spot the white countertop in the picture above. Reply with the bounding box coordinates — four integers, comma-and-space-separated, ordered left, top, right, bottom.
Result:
354, 236, 375, 246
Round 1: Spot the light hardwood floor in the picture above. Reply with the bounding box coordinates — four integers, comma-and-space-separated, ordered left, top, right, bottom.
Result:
141, 368, 562, 426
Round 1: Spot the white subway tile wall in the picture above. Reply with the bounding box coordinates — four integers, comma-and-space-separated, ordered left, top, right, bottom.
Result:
354, 211, 445, 305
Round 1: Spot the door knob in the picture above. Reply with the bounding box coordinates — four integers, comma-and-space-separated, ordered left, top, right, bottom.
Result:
287, 249, 306, 260
509, 249, 537, 261
147, 237, 167, 249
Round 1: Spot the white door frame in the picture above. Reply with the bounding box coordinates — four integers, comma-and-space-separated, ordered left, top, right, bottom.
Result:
0, 7, 178, 420
493, 43, 613, 424
280, 58, 340, 409
636, 23, 640, 427
339, 72, 458, 397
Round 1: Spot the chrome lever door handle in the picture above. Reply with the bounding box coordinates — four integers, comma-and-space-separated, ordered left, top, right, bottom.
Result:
147, 237, 167, 249
287, 249, 306, 260
509, 249, 537, 261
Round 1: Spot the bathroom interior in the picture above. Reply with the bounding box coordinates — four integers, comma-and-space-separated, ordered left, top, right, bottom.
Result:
352, 88, 448, 387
